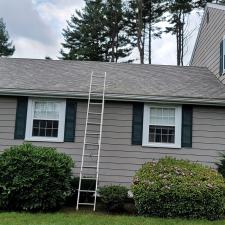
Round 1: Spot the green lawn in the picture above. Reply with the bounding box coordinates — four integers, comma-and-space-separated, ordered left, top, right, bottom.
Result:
0, 211, 225, 225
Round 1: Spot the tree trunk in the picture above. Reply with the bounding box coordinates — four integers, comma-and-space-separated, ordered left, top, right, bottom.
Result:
149, 23, 152, 64
148, 0, 152, 64
136, 0, 144, 64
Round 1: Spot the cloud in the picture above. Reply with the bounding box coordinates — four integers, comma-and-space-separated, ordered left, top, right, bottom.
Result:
0, 0, 200, 64
0, 0, 84, 59
13, 37, 57, 59
0, 0, 55, 45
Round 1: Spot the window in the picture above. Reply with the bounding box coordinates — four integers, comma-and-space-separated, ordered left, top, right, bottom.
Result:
142, 104, 182, 148
25, 98, 66, 142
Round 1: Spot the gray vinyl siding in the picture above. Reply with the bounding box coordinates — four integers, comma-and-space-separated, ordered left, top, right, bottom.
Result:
1, 97, 225, 186
191, 7, 225, 83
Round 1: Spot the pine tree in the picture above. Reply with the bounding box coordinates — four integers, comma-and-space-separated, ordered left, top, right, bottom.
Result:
61, 0, 107, 61
126, 0, 166, 64
126, 0, 146, 64
165, 0, 216, 66
61, 0, 133, 62
105, 0, 132, 62
144, 0, 167, 64
165, 0, 193, 66
0, 18, 15, 57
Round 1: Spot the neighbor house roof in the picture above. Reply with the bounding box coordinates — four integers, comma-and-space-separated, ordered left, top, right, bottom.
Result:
1, 58, 225, 105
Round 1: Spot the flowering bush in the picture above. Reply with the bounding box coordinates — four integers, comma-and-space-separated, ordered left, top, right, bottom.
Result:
132, 157, 225, 220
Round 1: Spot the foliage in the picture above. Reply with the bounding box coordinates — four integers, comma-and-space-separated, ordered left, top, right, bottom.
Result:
217, 152, 225, 178
0, 18, 15, 57
61, 0, 132, 62
66, 177, 96, 206
0, 143, 74, 212
98, 185, 128, 212
126, 0, 167, 64
132, 157, 225, 220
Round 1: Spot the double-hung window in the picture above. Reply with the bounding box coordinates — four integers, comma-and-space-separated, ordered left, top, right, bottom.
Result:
25, 98, 66, 142
142, 104, 182, 148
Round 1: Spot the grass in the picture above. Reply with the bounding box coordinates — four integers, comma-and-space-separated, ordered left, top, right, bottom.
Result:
0, 210, 225, 225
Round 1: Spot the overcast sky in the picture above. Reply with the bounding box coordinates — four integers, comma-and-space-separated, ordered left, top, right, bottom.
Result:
0, 0, 202, 65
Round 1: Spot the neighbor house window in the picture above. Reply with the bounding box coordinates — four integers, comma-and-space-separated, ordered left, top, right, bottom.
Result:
25, 98, 66, 142
142, 104, 182, 148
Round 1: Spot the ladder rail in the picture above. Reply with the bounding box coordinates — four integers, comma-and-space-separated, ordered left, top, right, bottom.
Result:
93, 72, 106, 211
76, 71, 93, 211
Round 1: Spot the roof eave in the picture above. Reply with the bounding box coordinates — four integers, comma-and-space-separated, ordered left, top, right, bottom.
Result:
1, 89, 225, 106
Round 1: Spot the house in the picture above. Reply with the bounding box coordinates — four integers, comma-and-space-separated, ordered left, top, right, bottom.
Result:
190, 3, 225, 80
0, 4, 225, 187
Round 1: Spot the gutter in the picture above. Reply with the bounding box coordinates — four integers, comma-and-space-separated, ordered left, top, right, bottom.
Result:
1, 89, 225, 107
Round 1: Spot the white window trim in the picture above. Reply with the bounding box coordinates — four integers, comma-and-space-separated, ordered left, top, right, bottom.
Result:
25, 98, 66, 143
142, 104, 182, 149
223, 36, 225, 74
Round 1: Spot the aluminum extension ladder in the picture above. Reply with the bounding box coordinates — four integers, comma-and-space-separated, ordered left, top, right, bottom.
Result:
76, 71, 107, 211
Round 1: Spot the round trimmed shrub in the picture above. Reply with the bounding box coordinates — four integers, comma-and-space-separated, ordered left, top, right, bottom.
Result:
132, 157, 225, 220
98, 185, 128, 212
0, 143, 74, 212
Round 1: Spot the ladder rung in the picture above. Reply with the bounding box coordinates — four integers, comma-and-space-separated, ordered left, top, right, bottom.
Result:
78, 203, 95, 206
89, 112, 101, 115
86, 132, 99, 135
85, 142, 99, 146
82, 165, 97, 168
89, 102, 102, 105
92, 75, 105, 78
81, 177, 96, 180
91, 84, 102, 86
79, 190, 95, 193
87, 122, 101, 125
84, 154, 98, 157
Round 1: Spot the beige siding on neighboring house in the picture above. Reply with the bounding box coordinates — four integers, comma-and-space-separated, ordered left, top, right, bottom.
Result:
191, 6, 225, 83
0, 97, 225, 186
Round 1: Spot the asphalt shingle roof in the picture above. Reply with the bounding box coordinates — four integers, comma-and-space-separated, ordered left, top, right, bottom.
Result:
1, 58, 225, 105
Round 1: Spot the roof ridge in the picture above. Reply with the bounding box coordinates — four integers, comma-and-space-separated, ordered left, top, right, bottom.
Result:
0, 57, 209, 70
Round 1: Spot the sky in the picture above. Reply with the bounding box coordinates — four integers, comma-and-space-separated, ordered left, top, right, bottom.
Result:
0, 0, 202, 65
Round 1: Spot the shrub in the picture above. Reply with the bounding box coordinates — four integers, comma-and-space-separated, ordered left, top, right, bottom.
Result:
98, 185, 128, 212
217, 153, 225, 178
0, 143, 74, 212
66, 177, 96, 206
132, 157, 225, 220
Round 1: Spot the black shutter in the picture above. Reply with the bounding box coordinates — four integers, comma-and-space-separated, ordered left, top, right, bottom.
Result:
181, 105, 193, 148
132, 102, 144, 145
64, 100, 77, 142
14, 97, 28, 139
220, 40, 224, 76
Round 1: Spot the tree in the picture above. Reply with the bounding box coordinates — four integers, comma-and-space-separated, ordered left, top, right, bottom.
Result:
60, 0, 133, 62
144, 0, 167, 64
126, 0, 166, 64
61, 0, 106, 61
165, 0, 193, 66
165, 0, 217, 66
126, 0, 146, 64
104, 0, 133, 62
0, 18, 15, 57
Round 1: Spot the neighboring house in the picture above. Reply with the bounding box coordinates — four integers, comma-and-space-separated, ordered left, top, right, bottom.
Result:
190, 3, 225, 82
